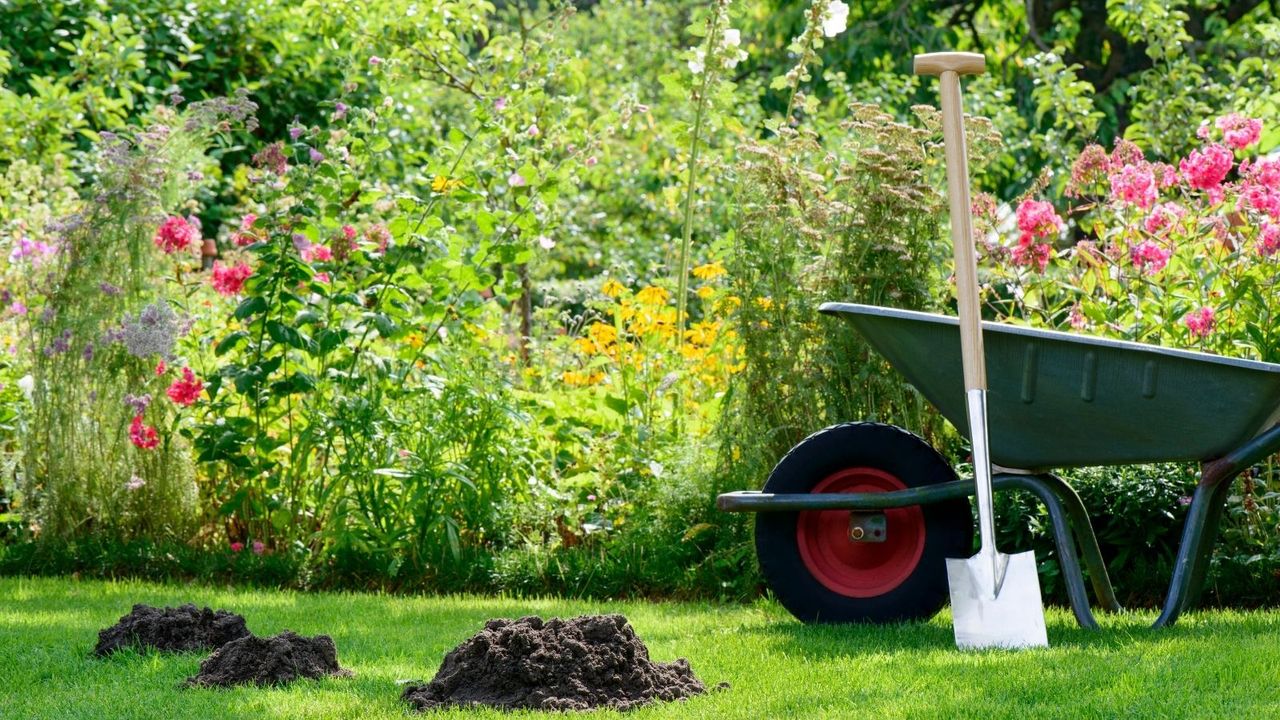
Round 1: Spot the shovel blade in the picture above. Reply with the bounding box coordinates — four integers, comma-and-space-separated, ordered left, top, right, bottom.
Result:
947, 550, 1049, 650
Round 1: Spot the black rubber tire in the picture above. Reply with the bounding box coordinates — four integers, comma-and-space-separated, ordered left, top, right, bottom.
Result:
755, 422, 972, 624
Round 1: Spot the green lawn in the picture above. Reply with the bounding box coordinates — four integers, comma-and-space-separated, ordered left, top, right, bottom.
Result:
4, 576, 1280, 719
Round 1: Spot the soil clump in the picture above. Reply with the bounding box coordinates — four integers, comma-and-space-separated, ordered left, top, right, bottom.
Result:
401, 614, 713, 712
94, 603, 250, 657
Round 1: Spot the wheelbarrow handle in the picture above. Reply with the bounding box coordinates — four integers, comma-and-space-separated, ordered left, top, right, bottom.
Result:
915, 52, 987, 392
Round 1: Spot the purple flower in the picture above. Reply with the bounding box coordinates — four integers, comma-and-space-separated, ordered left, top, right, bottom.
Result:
1178, 496, 1193, 507
368, 55, 383, 66
494, 96, 508, 112
291, 233, 311, 251
508, 172, 526, 188
125, 475, 146, 491
124, 393, 152, 414
99, 282, 122, 297
9, 236, 56, 264
289, 125, 304, 140
309, 147, 324, 163
82, 343, 94, 361
334, 102, 348, 120
6, 301, 26, 316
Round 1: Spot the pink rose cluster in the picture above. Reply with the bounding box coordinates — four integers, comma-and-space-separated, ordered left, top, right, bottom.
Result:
1183, 306, 1216, 339
153, 215, 200, 254
1011, 199, 1062, 272
211, 261, 253, 296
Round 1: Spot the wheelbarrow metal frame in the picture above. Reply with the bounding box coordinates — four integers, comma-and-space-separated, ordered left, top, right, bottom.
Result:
718, 420, 1280, 629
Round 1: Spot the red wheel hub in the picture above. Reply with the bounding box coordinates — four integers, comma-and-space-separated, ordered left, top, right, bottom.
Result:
797, 467, 926, 598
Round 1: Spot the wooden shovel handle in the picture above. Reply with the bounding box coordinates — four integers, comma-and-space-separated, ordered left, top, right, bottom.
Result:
915, 52, 987, 391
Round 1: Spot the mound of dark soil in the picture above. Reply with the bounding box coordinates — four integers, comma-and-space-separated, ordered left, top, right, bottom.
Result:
94, 603, 250, 657
401, 614, 713, 712
185, 631, 353, 688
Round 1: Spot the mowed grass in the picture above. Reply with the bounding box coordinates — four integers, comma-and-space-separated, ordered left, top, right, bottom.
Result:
3, 576, 1280, 719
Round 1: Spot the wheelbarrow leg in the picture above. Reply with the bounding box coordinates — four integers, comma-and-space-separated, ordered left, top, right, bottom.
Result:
1034, 474, 1122, 613
995, 474, 1118, 630
1153, 422, 1280, 628
1152, 473, 1233, 628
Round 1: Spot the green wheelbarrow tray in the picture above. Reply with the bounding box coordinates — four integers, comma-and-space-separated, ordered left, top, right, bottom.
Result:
821, 302, 1280, 471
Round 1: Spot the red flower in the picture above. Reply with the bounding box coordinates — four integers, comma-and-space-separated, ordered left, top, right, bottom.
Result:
129, 414, 159, 450
166, 367, 204, 407
153, 216, 200, 254
210, 261, 253, 296
155, 360, 167, 376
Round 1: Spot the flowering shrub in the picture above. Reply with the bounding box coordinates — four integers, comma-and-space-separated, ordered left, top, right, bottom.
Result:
982, 114, 1280, 362
9, 95, 254, 541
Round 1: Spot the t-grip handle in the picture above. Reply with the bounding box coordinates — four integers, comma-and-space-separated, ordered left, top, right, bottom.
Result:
913, 52, 986, 77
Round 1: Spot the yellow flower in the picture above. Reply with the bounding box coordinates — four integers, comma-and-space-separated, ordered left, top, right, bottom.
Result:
692, 261, 727, 280
431, 175, 462, 194
407, 332, 426, 349
755, 296, 775, 310
696, 285, 715, 299
635, 286, 670, 307
587, 322, 617, 348
601, 279, 627, 298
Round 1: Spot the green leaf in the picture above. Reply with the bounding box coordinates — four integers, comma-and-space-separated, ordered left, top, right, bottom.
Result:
234, 296, 268, 320
215, 331, 250, 356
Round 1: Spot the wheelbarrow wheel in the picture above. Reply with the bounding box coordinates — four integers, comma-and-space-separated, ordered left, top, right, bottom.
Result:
756, 422, 971, 623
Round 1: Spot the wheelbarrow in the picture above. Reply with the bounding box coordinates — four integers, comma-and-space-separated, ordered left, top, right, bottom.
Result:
717, 302, 1280, 629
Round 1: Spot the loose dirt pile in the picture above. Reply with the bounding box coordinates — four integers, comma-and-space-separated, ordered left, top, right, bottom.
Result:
185, 631, 353, 687
401, 614, 713, 712
94, 603, 251, 657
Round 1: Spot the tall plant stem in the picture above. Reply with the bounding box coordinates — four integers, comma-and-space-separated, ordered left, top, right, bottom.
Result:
675, 9, 724, 381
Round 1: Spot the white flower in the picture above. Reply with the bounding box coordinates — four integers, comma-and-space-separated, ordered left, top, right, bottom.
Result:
537, 235, 556, 250
721, 28, 748, 69
822, 0, 849, 37
125, 475, 146, 492
687, 47, 706, 75
16, 374, 33, 400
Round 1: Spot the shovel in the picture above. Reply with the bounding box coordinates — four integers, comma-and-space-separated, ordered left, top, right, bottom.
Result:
914, 51, 1049, 650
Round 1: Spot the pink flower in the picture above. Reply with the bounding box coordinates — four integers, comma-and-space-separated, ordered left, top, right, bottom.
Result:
1152, 163, 1180, 189
494, 96, 507, 112
585, 155, 598, 167
1130, 240, 1171, 275
240, 213, 257, 230
341, 225, 357, 240
166, 367, 204, 407
1067, 144, 1110, 195
129, 415, 159, 450
508, 172, 526, 188
153, 216, 200, 254
1109, 163, 1157, 209
252, 540, 265, 555
7, 301, 27, 316
526, 123, 540, 138
366, 223, 392, 253
230, 542, 244, 553
1180, 144, 1234, 192
1259, 224, 1280, 257
1110, 139, 1145, 168
1069, 305, 1087, 330
308, 147, 324, 163
1143, 202, 1186, 236
1216, 114, 1263, 150
211, 261, 253, 296
368, 56, 383, 66
1011, 240, 1053, 272
1243, 184, 1280, 219
314, 272, 331, 283
1184, 306, 1215, 339
1015, 200, 1064, 241
155, 360, 167, 376
302, 244, 332, 262
9, 236, 56, 264
1242, 157, 1280, 191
